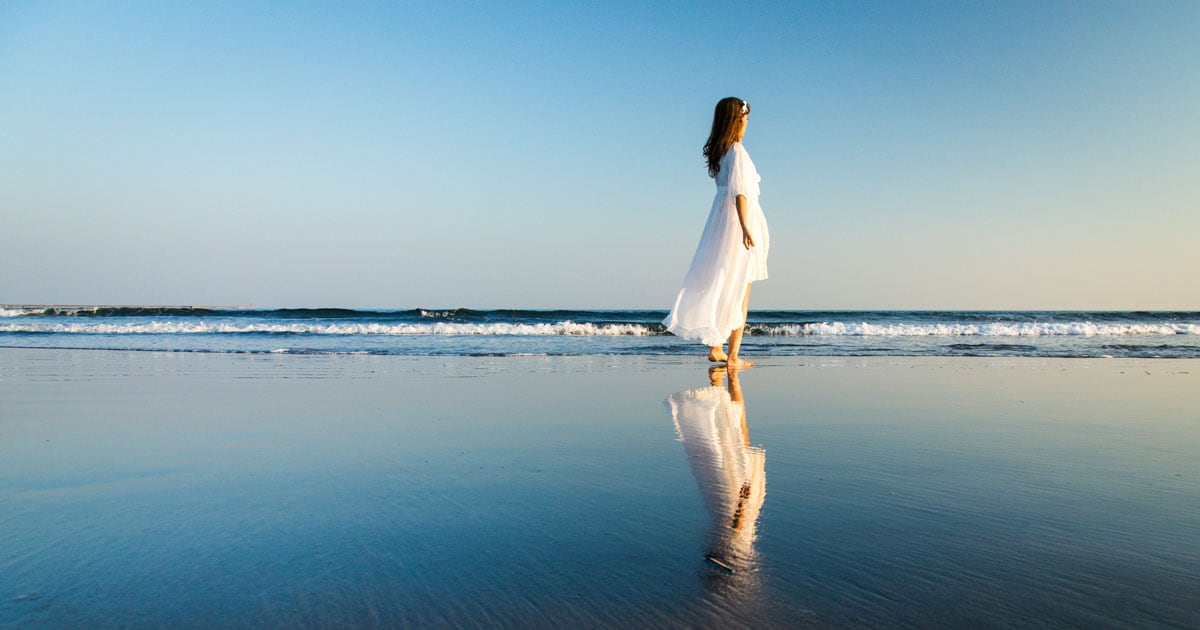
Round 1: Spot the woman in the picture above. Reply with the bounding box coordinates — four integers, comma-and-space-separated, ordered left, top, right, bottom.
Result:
664, 97, 770, 368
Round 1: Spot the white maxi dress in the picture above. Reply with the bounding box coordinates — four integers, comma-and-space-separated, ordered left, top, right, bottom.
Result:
664, 142, 770, 346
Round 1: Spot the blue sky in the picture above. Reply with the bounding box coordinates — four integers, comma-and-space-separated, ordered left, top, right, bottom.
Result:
3, 1, 1197, 309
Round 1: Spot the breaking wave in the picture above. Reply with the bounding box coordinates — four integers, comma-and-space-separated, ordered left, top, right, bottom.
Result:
4, 307, 1198, 358
0, 321, 659, 336
3, 320, 1196, 337
751, 321, 1200, 337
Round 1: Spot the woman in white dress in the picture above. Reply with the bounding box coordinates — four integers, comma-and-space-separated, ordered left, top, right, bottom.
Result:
664, 97, 770, 368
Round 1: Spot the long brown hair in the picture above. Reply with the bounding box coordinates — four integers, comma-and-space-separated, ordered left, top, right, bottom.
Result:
702, 97, 749, 177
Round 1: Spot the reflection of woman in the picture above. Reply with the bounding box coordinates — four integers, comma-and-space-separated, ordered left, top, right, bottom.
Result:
666, 368, 766, 574
663, 97, 770, 369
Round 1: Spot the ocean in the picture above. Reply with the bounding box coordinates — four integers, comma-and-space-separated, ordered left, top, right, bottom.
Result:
3, 306, 1198, 358
4, 316, 1198, 626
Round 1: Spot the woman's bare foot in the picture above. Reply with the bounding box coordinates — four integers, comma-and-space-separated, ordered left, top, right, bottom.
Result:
725, 357, 754, 369
708, 347, 728, 362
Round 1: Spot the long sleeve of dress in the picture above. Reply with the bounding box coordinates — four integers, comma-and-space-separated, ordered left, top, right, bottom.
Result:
724, 143, 761, 200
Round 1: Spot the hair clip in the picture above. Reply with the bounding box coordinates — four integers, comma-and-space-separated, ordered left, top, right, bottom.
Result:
741, 101, 748, 114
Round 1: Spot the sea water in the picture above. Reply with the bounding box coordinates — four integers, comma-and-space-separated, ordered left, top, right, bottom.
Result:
3, 307, 1199, 358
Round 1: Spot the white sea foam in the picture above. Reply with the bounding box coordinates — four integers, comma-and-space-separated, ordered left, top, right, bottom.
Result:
418, 309, 460, 318
775, 322, 1200, 337
0, 308, 35, 318
2, 320, 1197, 337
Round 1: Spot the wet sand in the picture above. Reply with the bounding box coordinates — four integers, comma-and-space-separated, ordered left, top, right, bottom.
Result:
2, 349, 1197, 627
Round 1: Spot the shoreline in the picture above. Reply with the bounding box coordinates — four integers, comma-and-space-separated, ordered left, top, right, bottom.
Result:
4, 344, 1200, 360
3, 344, 1199, 365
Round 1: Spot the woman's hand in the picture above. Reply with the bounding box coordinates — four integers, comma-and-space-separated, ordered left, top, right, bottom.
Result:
735, 194, 754, 249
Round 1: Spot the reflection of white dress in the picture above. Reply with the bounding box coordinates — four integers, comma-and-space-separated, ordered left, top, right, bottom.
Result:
664, 142, 770, 346
667, 386, 766, 567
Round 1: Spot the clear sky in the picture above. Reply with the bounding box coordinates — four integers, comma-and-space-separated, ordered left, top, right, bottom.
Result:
3, 1, 1197, 310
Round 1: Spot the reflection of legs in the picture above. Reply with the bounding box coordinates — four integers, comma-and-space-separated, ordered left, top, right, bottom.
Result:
727, 368, 752, 527
708, 366, 727, 387
726, 284, 754, 368
727, 368, 750, 446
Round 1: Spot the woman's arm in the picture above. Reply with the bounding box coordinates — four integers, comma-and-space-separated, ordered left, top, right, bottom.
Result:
736, 194, 755, 249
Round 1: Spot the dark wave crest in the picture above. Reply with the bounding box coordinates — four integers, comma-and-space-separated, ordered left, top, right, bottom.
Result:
4, 307, 1199, 359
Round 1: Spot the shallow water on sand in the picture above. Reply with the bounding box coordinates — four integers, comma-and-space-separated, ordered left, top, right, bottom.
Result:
2, 350, 1197, 627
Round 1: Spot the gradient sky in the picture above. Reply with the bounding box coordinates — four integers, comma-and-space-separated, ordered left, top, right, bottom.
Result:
3, 1, 1197, 309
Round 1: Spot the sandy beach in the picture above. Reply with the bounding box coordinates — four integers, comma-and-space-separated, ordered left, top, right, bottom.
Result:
2, 348, 1197, 627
